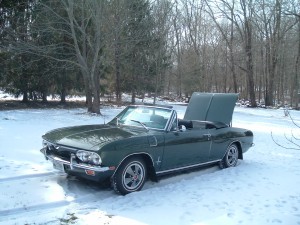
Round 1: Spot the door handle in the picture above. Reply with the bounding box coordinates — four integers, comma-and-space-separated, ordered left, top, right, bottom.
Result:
203, 134, 211, 140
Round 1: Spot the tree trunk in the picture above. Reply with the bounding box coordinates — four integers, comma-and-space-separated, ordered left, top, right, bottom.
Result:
245, 17, 257, 107
22, 91, 29, 102
173, 8, 182, 98
264, 35, 277, 107
114, 39, 121, 102
264, 0, 282, 106
84, 76, 93, 112
60, 88, 66, 103
92, 96, 100, 114
91, 74, 101, 114
229, 20, 238, 93
42, 91, 48, 103
113, 9, 122, 102
131, 90, 136, 104
295, 22, 300, 109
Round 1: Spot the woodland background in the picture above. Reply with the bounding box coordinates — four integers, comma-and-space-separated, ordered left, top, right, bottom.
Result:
0, 0, 299, 113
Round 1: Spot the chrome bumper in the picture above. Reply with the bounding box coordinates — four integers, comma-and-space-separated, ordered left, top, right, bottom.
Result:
40, 148, 110, 172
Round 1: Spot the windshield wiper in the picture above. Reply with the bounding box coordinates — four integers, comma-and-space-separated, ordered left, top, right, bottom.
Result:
130, 120, 149, 131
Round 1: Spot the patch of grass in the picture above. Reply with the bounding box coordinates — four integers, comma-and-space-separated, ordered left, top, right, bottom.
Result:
59, 213, 78, 225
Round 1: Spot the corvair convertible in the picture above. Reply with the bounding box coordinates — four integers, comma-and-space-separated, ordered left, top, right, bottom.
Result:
41, 93, 254, 195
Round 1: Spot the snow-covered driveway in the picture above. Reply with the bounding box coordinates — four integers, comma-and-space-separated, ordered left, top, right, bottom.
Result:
0, 105, 300, 225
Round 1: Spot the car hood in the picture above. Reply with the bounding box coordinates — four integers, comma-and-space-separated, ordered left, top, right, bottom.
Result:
184, 93, 238, 125
42, 124, 142, 151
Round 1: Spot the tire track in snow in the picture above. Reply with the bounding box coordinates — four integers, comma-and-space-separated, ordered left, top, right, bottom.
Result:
0, 200, 71, 217
0, 171, 114, 219
0, 187, 114, 218
0, 165, 219, 219
0, 172, 56, 183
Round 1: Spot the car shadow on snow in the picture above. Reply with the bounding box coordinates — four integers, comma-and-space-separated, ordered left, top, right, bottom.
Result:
54, 164, 222, 196
55, 174, 114, 198
145, 164, 221, 190
54, 164, 223, 196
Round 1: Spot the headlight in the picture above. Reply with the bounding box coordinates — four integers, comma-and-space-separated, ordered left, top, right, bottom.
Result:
90, 153, 101, 165
76, 150, 102, 165
42, 140, 48, 147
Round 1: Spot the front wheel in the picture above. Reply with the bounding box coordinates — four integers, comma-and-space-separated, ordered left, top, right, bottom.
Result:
112, 156, 147, 195
220, 143, 239, 169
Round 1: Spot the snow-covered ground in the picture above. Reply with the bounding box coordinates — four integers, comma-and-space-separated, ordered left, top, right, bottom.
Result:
0, 101, 300, 225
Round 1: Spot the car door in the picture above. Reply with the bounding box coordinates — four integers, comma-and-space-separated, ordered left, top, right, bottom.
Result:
160, 129, 212, 171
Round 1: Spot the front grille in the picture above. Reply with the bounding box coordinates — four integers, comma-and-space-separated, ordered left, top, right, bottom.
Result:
46, 143, 76, 161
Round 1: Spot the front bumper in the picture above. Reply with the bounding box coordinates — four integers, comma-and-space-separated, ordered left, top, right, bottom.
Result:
40, 147, 111, 173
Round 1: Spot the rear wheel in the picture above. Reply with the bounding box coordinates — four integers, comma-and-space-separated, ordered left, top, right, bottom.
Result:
220, 143, 239, 168
112, 156, 147, 195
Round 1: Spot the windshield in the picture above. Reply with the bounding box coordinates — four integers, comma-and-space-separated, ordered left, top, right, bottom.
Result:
109, 106, 173, 130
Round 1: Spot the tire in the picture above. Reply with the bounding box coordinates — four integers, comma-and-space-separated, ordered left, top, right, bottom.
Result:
220, 143, 239, 169
112, 156, 147, 195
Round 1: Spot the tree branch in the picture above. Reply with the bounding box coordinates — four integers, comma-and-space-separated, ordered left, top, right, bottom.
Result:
271, 131, 300, 150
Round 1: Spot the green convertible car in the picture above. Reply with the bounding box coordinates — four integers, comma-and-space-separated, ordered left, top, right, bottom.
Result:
41, 93, 254, 195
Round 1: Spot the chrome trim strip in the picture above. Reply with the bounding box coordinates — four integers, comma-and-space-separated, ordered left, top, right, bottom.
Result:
43, 140, 81, 152
40, 148, 110, 172
156, 160, 220, 175
166, 110, 177, 132
112, 152, 155, 177
122, 124, 166, 132
58, 145, 80, 151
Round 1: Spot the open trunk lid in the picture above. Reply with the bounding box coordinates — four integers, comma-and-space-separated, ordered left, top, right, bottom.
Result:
184, 93, 238, 126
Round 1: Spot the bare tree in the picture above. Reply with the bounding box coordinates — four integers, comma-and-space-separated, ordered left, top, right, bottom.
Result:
239, 0, 257, 106
205, 0, 238, 93
171, 1, 184, 97
2, 0, 300, 109
271, 109, 300, 150
204, 0, 256, 106
256, 0, 282, 106
285, 3, 300, 109
61, 0, 107, 114
151, 0, 173, 104
295, 20, 300, 109
108, 0, 126, 102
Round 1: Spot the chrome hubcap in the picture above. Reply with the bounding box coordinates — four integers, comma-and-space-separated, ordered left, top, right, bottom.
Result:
227, 145, 238, 166
123, 163, 144, 190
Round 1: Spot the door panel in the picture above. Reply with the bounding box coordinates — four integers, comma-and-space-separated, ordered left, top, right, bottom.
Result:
161, 130, 211, 170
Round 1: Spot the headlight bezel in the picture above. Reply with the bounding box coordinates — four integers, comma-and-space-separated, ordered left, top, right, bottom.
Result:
76, 150, 102, 166
42, 140, 48, 148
